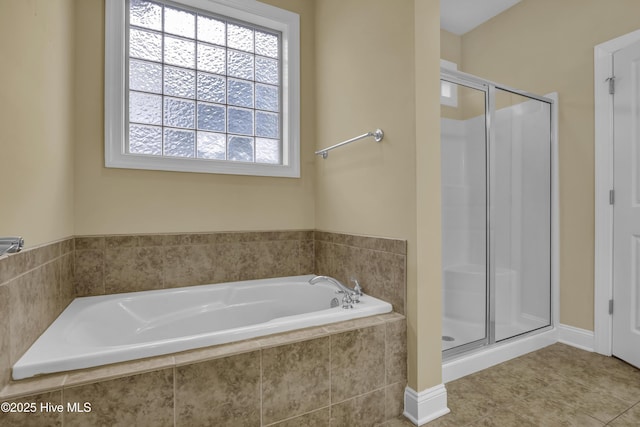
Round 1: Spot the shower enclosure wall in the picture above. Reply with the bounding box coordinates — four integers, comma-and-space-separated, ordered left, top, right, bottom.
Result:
440, 69, 554, 359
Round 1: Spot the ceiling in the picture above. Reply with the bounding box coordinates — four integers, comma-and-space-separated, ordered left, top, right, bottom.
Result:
440, 0, 522, 35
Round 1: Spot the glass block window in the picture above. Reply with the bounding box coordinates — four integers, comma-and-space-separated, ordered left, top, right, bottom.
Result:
127, 0, 281, 164
105, 0, 299, 177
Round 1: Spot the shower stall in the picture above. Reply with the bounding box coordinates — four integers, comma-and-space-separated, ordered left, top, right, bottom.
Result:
440, 68, 556, 366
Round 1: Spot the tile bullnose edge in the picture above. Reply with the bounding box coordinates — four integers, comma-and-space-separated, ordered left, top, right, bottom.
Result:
403, 384, 449, 426
0, 374, 68, 401
377, 312, 405, 322
174, 340, 262, 366
62, 356, 177, 389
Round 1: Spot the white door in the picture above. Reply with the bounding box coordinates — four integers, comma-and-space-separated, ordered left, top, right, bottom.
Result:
612, 40, 640, 369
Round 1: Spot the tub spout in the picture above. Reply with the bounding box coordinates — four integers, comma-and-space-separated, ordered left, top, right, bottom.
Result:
0, 237, 24, 256
309, 275, 357, 309
309, 275, 354, 294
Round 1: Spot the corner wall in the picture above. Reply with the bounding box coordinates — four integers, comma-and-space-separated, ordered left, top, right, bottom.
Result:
314, 0, 442, 392
0, 0, 76, 247
460, 0, 640, 331
414, 0, 443, 392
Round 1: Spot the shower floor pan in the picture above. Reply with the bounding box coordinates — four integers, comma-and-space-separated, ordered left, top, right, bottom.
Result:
442, 316, 548, 352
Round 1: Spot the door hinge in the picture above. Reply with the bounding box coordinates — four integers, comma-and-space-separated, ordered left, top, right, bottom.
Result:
609, 189, 615, 205
609, 299, 614, 315
607, 76, 616, 95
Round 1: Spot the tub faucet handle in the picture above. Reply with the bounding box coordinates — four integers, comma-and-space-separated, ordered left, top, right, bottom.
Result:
350, 278, 363, 295
350, 278, 362, 303
342, 294, 354, 309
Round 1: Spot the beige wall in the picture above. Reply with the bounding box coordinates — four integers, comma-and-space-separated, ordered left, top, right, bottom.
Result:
73, 0, 316, 236
314, 0, 441, 390
459, 0, 640, 331
440, 29, 461, 67
0, 0, 76, 247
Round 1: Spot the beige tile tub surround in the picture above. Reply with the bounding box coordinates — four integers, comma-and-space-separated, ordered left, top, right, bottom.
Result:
0, 313, 407, 427
73, 230, 407, 317
0, 391, 63, 427
74, 230, 316, 296
0, 239, 75, 393
176, 350, 262, 426
65, 369, 174, 427
315, 231, 407, 314
261, 337, 331, 424
0, 230, 406, 424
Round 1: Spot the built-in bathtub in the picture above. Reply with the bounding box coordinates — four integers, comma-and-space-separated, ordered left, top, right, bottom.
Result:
13, 274, 392, 380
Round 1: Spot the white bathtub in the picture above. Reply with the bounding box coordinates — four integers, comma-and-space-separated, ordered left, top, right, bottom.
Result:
13, 275, 392, 380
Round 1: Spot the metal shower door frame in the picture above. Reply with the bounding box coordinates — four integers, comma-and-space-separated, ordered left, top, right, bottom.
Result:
440, 68, 555, 360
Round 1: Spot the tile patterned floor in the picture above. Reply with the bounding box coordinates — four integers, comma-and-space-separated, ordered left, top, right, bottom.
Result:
381, 343, 640, 426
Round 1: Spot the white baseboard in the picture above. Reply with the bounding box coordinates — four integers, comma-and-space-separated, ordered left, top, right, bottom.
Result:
558, 324, 595, 352
403, 384, 450, 426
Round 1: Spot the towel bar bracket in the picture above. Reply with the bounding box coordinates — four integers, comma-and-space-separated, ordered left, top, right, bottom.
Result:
372, 128, 384, 142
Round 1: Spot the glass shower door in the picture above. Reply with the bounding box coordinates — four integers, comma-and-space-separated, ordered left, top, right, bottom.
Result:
441, 68, 554, 360
441, 79, 489, 354
492, 89, 552, 341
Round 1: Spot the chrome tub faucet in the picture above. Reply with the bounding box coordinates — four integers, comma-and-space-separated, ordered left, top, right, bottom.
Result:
308, 275, 363, 309
0, 237, 24, 256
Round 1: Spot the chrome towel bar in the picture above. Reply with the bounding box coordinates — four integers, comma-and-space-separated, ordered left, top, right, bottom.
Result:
315, 129, 384, 159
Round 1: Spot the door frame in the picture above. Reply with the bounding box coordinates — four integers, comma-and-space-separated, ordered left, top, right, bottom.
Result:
594, 29, 640, 356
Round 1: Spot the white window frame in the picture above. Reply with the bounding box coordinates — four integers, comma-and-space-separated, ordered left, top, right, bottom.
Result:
105, 0, 300, 177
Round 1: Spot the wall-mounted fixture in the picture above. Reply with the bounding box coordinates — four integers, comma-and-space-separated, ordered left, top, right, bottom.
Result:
0, 237, 24, 256
315, 129, 384, 159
